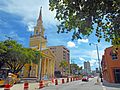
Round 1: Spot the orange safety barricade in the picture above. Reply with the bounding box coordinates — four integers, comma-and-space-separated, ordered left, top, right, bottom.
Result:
24, 81, 29, 90
55, 79, 58, 85
66, 78, 69, 83
71, 78, 72, 82
62, 79, 64, 84
39, 80, 44, 89
4, 84, 11, 90
51, 78, 54, 83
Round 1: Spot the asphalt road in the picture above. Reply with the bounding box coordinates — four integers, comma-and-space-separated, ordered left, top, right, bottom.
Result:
0, 77, 120, 90
40, 77, 103, 90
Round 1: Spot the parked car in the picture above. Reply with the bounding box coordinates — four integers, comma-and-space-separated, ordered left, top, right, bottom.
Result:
88, 75, 94, 78
91, 75, 94, 78
82, 76, 89, 82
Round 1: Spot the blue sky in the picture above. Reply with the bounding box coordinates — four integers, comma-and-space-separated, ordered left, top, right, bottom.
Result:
0, 0, 111, 70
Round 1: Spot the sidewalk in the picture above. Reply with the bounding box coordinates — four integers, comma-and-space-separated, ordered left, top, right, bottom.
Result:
0, 78, 69, 90
102, 80, 120, 88
0, 77, 81, 90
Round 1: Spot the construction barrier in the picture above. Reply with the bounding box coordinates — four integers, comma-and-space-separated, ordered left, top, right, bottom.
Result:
55, 79, 58, 85
39, 80, 44, 89
73, 77, 75, 81
62, 79, 64, 84
51, 78, 54, 83
66, 78, 69, 83
76, 78, 77, 80
75, 78, 77, 81
70, 78, 72, 82
4, 84, 11, 90
24, 81, 29, 90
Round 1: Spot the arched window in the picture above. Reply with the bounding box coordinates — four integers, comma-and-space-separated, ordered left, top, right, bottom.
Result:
36, 30, 38, 35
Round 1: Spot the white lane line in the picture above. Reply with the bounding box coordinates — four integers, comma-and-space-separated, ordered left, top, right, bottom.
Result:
102, 86, 107, 90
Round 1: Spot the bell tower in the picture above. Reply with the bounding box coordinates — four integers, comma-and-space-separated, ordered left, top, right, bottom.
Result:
30, 7, 47, 49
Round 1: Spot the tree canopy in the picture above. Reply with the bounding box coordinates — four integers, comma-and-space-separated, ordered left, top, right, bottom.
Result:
49, 0, 120, 45
70, 63, 82, 75
0, 40, 38, 73
59, 60, 69, 74
59, 60, 68, 68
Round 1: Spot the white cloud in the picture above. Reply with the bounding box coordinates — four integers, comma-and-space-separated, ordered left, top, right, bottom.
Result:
79, 57, 86, 61
78, 39, 89, 44
9, 31, 25, 42
87, 50, 104, 60
0, 0, 56, 32
89, 59, 98, 67
27, 22, 35, 32
70, 49, 104, 60
67, 41, 76, 48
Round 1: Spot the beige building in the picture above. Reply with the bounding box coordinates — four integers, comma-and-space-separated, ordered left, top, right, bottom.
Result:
22, 7, 55, 79
48, 46, 70, 76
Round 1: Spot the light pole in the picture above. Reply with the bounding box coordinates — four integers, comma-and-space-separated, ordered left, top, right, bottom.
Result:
89, 43, 103, 82
38, 31, 42, 81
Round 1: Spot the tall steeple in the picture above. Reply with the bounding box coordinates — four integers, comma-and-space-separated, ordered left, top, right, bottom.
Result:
33, 6, 44, 36
37, 7, 42, 22
30, 7, 47, 49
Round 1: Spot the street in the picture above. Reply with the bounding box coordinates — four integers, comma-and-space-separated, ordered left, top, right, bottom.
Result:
40, 77, 103, 90
0, 77, 120, 90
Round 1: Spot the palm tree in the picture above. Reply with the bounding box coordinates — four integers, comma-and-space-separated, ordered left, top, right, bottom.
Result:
59, 60, 68, 76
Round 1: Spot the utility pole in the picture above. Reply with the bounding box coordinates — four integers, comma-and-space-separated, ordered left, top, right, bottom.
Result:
89, 43, 103, 82
38, 6, 43, 81
38, 31, 42, 81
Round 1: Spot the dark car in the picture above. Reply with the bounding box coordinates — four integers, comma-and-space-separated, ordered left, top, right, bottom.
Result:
82, 76, 89, 82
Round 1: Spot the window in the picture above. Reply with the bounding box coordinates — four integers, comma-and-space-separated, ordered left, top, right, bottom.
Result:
111, 53, 118, 60
36, 30, 39, 35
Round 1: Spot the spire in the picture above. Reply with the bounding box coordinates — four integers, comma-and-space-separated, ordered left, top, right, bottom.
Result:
38, 7, 42, 21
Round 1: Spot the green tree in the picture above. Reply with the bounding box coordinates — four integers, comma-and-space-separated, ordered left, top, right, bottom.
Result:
0, 40, 37, 73
70, 64, 82, 75
49, 0, 120, 45
59, 60, 68, 75
0, 42, 7, 68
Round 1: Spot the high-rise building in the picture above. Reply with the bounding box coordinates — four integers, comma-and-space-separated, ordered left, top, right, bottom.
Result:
84, 61, 91, 75
48, 45, 70, 76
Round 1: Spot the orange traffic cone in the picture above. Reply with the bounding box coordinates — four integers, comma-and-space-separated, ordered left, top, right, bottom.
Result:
73, 77, 75, 81
51, 78, 54, 83
70, 78, 72, 82
4, 84, 11, 90
62, 79, 64, 84
39, 80, 44, 89
55, 79, 58, 85
24, 81, 29, 90
66, 78, 69, 83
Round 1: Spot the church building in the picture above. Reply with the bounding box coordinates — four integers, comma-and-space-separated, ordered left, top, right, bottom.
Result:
22, 7, 55, 79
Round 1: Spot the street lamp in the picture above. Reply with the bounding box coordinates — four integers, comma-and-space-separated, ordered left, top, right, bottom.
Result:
38, 31, 42, 81
89, 43, 103, 82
